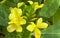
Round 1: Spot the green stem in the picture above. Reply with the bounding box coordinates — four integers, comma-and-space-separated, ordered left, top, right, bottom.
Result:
5, 32, 22, 38
21, 23, 31, 38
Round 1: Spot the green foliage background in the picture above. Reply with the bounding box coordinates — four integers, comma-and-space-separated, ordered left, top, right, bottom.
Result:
0, 0, 60, 38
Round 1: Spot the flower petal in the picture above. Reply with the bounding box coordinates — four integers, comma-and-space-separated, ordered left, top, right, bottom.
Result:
39, 4, 44, 8
37, 18, 43, 25
17, 8, 22, 16
28, 1, 33, 5
37, 22, 48, 29
19, 17, 26, 25
9, 7, 22, 20
16, 26, 22, 32
17, 2, 24, 8
7, 25, 16, 32
34, 2, 39, 10
26, 22, 36, 32
34, 5, 40, 10
8, 18, 18, 25
35, 28, 41, 38
13, 8, 22, 17
9, 11, 16, 20
34, 2, 38, 5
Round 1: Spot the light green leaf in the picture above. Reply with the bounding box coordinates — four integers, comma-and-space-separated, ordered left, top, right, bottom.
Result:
41, 22, 60, 38
41, 8, 60, 38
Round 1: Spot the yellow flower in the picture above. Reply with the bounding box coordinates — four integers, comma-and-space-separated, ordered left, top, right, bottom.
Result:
26, 18, 48, 38
7, 7, 26, 32
34, 2, 44, 10
17, 2, 24, 8
27, 1, 44, 10
27, 1, 33, 5
34, 2, 39, 10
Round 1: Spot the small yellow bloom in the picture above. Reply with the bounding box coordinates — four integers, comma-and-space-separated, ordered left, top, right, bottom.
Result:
27, 1, 33, 5
7, 7, 26, 32
27, 1, 44, 10
34, 5, 40, 10
17, 2, 24, 8
34, 2, 44, 10
26, 18, 48, 38
39, 4, 44, 8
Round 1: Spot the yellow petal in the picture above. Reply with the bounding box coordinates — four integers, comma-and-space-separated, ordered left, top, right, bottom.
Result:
34, 2, 38, 5
19, 17, 26, 25
9, 7, 22, 20
39, 4, 44, 8
37, 18, 43, 25
37, 23, 48, 28
13, 8, 22, 17
8, 18, 18, 24
34, 3, 44, 10
7, 25, 16, 32
34, 5, 39, 10
16, 26, 22, 32
35, 28, 41, 38
28, 1, 33, 5
9, 16, 26, 26
17, 8, 22, 16
34, 2, 39, 10
37, 18, 48, 28
26, 22, 36, 32
9, 10, 16, 20
17, 2, 24, 8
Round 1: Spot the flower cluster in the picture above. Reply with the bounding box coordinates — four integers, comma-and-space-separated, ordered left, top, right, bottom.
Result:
7, 1, 48, 38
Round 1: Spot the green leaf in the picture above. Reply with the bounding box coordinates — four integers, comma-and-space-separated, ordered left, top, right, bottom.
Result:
53, 8, 60, 23
33, 0, 42, 3
38, 0, 59, 18
58, 0, 60, 6
41, 22, 60, 38
41, 8, 60, 38
0, 16, 6, 26
0, 5, 9, 26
